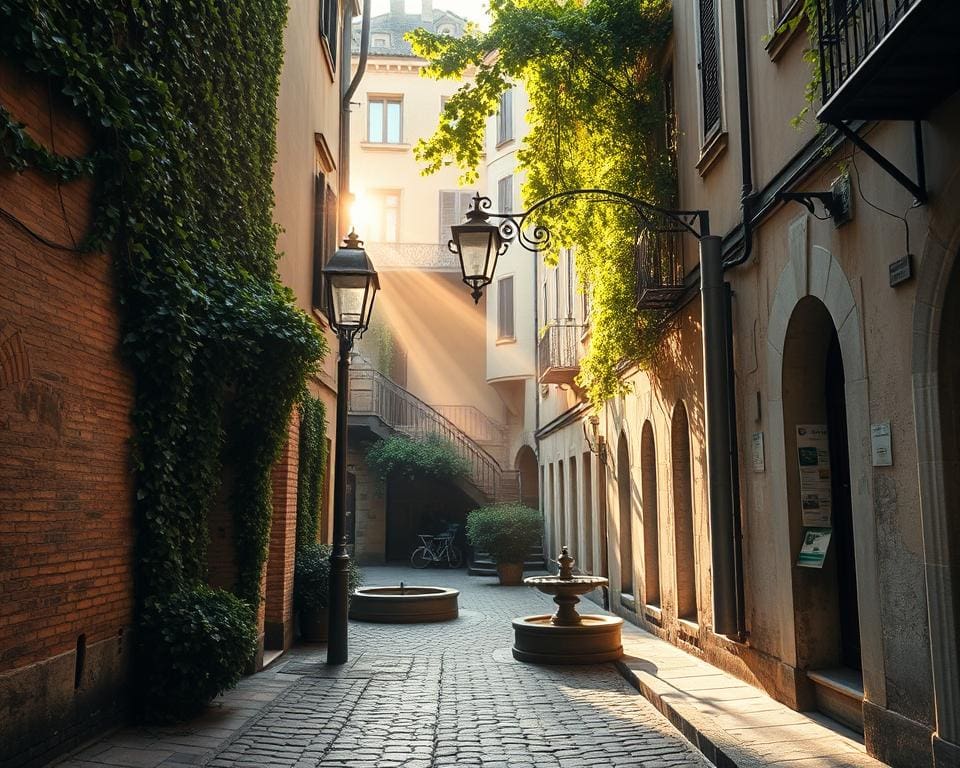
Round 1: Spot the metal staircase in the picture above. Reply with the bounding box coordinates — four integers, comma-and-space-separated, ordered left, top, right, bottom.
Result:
347, 358, 519, 504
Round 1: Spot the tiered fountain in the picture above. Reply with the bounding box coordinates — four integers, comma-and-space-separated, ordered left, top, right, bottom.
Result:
512, 547, 623, 664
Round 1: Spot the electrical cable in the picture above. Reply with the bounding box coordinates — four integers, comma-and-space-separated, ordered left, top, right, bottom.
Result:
0, 204, 88, 253
849, 148, 918, 254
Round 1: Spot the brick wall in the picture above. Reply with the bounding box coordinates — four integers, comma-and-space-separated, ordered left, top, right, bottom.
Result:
265, 415, 300, 651
0, 62, 136, 765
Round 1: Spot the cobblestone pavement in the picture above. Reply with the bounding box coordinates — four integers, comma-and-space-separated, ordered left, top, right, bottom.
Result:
57, 567, 711, 768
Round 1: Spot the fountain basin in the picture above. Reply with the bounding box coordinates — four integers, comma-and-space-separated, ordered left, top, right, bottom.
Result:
512, 614, 623, 664
349, 585, 459, 623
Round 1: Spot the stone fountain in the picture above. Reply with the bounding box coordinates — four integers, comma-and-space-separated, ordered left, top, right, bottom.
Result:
349, 582, 459, 623
512, 547, 623, 664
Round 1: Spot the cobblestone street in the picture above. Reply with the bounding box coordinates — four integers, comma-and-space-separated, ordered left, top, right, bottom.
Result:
57, 567, 710, 768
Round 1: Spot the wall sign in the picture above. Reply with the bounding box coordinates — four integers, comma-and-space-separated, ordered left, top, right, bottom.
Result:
798, 527, 832, 569
871, 421, 893, 466
796, 424, 832, 527
751, 432, 765, 472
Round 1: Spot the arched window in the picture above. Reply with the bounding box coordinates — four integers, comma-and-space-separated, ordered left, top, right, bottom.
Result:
672, 402, 697, 621
641, 421, 661, 607
617, 433, 634, 597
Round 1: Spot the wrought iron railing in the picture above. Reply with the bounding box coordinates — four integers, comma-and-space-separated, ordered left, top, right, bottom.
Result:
433, 405, 507, 446
348, 359, 519, 502
817, 0, 916, 104
538, 322, 584, 377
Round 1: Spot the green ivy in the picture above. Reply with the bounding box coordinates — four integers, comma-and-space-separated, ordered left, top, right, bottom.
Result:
366, 434, 470, 482
296, 395, 328, 552
409, 0, 674, 405
0, 0, 326, 717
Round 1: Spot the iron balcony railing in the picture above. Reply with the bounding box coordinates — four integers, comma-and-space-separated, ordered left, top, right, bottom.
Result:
538, 322, 584, 384
348, 359, 519, 502
816, 0, 915, 105
432, 405, 508, 446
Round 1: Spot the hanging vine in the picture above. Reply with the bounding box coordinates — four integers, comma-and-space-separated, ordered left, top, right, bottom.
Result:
0, 0, 326, 718
409, 0, 674, 405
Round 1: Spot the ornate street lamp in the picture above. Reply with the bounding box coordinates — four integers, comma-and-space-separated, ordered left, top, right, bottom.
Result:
450, 198, 508, 303
322, 230, 379, 665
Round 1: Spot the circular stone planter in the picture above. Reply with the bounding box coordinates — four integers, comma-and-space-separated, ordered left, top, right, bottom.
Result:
349, 586, 459, 623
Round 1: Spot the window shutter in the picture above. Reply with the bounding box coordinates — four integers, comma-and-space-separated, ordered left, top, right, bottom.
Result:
698, 0, 721, 138
325, 184, 338, 266
498, 175, 513, 213
498, 276, 514, 339
312, 173, 326, 311
439, 190, 456, 244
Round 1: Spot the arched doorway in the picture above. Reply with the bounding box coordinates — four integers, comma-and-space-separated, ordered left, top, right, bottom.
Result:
617, 432, 634, 599
641, 421, 661, 608
515, 445, 539, 510
671, 402, 697, 622
782, 296, 863, 725
581, 451, 594, 573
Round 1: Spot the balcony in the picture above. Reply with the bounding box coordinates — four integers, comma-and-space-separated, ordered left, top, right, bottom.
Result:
816, 0, 960, 122
635, 227, 685, 310
538, 322, 584, 386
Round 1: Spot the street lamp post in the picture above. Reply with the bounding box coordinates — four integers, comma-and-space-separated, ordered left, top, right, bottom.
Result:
448, 190, 744, 640
321, 230, 379, 665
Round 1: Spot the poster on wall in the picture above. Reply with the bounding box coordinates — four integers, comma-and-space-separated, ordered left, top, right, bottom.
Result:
796, 424, 832, 527
797, 527, 832, 568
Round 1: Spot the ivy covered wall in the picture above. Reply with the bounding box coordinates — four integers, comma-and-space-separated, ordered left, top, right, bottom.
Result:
0, 1, 326, 719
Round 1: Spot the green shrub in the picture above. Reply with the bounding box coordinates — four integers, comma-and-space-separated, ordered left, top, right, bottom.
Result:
296, 395, 328, 551
466, 504, 542, 564
366, 434, 470, 482
139, 586, 257, 721
294, 543, 362, 611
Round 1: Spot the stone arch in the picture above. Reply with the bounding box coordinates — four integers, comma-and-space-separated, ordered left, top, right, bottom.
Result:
640, 420, 661, 608
616, 431, 634, 597
514, 444, 539, 511
766, 230, 886, 707
911, 175, 960, 748
671, 401, 697, 622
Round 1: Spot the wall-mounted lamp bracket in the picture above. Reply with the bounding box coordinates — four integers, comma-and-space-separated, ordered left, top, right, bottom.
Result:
777, 186, 851, 227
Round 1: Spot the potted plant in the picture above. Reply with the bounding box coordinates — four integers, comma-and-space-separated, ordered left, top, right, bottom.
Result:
465, 503, 542, 585
294, 543, 362, 641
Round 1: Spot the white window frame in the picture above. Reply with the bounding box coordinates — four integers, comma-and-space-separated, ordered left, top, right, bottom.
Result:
497, 274, 515, 341
367, 95, 403, 144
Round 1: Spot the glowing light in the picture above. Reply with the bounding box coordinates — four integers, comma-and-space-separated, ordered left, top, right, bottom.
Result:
349, 192, 373, 235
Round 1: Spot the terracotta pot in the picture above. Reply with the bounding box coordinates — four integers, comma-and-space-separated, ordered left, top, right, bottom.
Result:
496, 562, 524, 586
299, 608, 329, 642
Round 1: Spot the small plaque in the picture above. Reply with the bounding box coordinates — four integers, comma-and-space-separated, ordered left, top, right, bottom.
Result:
871, 421, 893, 466
889, 254, 913, 287
798, 527, 832, 569
751, 432, 765, 472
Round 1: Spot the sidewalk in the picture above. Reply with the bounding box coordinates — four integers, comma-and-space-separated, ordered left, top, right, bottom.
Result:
615, 621, 886, 768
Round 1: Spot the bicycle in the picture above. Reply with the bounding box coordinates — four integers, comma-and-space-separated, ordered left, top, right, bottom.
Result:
410, 526, 463, 569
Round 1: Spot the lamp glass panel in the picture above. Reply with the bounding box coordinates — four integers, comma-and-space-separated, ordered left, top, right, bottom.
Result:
330, 274, 371, 328
458, 231, 492, 279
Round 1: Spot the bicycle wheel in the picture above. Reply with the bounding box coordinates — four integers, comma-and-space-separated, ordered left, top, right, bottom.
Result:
411, 546, 431, 569
447, 545, 463, 569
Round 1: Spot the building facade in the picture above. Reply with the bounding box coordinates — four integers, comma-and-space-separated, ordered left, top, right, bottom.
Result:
526, 3, 960, 767
0, 1, 361, 764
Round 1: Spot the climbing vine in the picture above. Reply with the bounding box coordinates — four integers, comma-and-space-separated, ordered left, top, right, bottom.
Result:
0, 0, 326, 717
409, 0, 674, 405
296, 395, 328, 552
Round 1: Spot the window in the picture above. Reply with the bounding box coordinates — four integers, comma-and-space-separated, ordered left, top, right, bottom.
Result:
320, 0, 339, 68
437, 22, 456, 36
564, 248, 574, 319
369, 189, 400, 242
311, 173, 338, 312
497, 276, 515, 340
438, 190, 476, 244
496, 88, 514, 145
371, 32, 391, 47
497, 175, 513, 213
696, 0, 722, 142
368, 96, 402, 144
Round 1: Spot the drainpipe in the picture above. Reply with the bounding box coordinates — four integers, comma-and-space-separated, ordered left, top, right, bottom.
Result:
339, 0, 371, 210
709, 0, 752, 641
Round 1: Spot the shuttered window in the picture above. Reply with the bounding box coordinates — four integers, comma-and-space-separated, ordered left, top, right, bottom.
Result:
496, 89, 514, 145
498, 175, 513, 213
439, 190, 476, 245
497, 276, 515, 340
320, 0, 339, 67
697, 0, 722, 140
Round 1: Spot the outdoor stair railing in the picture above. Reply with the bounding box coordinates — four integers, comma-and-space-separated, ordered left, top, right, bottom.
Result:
348, 358, 519, 503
